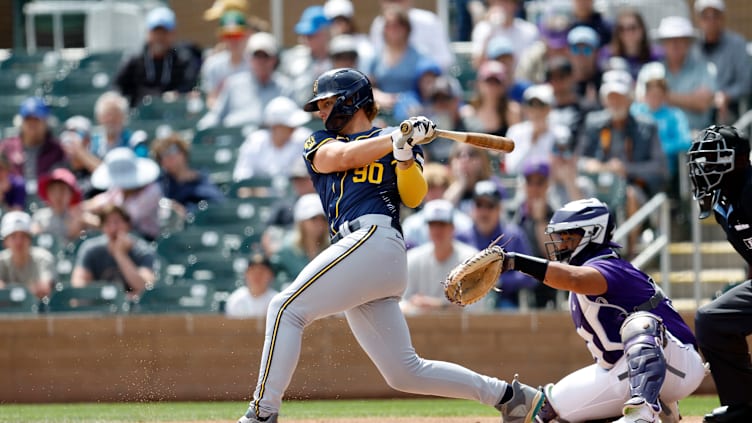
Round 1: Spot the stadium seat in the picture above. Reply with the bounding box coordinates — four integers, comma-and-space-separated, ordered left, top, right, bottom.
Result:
50, 69, 112, 96
229, 176, 286, 198
76, 51, 124, 72
183, 253, 247, 293
188, 144, 238, 185
0, 51, 62, 72
134, 281, 217, 314
193, 126, 246, 148
156, 228, 226, 263
133, 95, 202, 122
0, 285, 39, 314
47, 283, 127, 313
50, 93, 101, 120
0, 71, 43, 96
192, 198, 273, 236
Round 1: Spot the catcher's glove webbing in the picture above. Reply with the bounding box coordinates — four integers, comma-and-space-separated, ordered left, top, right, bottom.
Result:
443, 245, 506, 306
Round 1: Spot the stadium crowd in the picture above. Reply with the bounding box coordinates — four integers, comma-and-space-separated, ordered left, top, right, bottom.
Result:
0, 0, 749, 315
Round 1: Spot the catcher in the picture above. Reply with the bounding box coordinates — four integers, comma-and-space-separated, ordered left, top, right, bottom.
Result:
445, 198, 706, 423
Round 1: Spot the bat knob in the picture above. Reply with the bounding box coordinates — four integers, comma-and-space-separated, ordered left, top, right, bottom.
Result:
400, 122, 412, 135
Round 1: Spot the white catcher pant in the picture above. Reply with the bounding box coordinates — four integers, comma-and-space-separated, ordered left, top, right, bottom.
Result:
250, 224, 507, 416
548, 332, 706, 422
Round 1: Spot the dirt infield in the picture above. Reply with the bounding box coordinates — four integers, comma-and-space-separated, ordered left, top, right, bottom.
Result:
168, 417, 705, 423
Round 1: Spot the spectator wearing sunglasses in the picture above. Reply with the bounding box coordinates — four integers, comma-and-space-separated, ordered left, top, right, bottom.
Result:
567, 26, 602, 105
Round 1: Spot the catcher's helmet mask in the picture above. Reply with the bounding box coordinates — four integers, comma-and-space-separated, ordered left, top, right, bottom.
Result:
303, 68, 375, 132
687, 125, 751, 219
545, 198, 616, 264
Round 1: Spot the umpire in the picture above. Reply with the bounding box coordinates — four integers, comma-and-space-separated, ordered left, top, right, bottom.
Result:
689, 125, 752, 423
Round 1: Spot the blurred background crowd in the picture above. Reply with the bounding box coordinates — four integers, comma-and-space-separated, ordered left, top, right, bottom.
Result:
0, 0, 750, 316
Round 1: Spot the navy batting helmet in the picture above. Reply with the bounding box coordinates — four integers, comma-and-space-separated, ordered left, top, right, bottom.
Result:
544, 198, 616, 264
303, 68, 374, 132
687, 125, 751, 219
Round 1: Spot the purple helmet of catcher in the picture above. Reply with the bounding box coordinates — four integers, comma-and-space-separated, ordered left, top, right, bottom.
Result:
544, 198, 616, 264
303, 67, 374, 132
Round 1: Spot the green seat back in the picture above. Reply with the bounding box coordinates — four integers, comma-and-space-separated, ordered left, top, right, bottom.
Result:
47, 283, 126, 313
135, 282, 216, 314
193, 126, 246, 148
0, 285, 39, 314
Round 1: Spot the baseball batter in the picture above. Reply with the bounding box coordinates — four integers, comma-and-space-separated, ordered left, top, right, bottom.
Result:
689, 125, 752, 423
497, 198, 706, 423
237, 68, 544, 423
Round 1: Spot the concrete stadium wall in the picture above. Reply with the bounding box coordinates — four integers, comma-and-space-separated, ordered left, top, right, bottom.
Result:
0, 311, 720, 403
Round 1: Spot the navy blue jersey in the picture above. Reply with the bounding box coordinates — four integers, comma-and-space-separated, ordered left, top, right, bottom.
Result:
714, 168, 752, 266
303, 127, 424, 237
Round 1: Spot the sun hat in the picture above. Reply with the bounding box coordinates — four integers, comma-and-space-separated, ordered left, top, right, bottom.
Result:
38, 168, 83, 206
90, 147, 160, 190
263, 96, 311, 128
204, 0, 248, 21
293, 193, 325, 223
654, 16, 697, 41
1, 211, 32, 238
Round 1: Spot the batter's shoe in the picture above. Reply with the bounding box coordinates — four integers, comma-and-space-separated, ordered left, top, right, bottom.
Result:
237, 409, 278, 423
613, 397, 659, 423
496, 374, 545, 423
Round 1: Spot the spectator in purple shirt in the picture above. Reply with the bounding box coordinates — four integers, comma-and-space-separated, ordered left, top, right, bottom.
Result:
501, 198, 705, 423
455, 180, 536, 309
0, 97, 67, 183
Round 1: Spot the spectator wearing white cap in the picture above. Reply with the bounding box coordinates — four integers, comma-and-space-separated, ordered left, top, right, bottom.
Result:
504, 84, 571, 175
328, 34, 361, 70
270, 193, 328, 287
198, 32, 293, 130
0, 211, 56, 299
656, 16, 717, 131
324, 0, 375, 72
369, 0, 455, 71
578, 69, 667, 254
115, 6, 200, 107
470, 0, 539, 68
402, 199, 480, 314
694, 0, 751, 124
233, 96, 313, 182
84, 147, 164, 241
631, 62, 692, 187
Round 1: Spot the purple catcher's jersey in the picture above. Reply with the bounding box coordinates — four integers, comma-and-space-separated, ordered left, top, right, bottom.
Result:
569, 249, 697, 369
303, 126, 423, 238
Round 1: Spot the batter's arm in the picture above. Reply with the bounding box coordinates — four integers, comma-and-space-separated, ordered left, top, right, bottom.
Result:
312, 134, 393, 173
396, 161, 427, 208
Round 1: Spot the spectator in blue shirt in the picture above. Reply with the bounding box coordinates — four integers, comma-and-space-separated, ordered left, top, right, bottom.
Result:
151, 135, 225, 215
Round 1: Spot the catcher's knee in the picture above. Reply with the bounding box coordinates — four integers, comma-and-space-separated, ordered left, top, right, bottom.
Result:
620, 312, 667, 404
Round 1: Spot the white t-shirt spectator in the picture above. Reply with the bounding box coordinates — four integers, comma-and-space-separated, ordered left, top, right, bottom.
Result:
504, 121, 570, 174
233, 126, 313, 181
225, 286, 278, 318
471, 18, 539, 62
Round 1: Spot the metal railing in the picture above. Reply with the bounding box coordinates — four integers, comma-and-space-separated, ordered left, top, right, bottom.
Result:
612, 192, 672, 296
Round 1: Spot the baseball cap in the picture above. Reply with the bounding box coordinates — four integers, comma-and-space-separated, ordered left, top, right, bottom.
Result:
477, 60, 507, 83
146, 6, 176, 31
19, 97, 49, 119
63, 115, 92, 134
567, 26, 600, 48
522, 160, 551, 178
654, 16, 696, 41
246, 32, 278, 56
247, 252, 273, 269
538, 1, 573, 50
429, 76, 461, 101
523, 84, 554, 105
329, 34, 359, 56
1, 211, 32, 238
293, 193, 325, 223
324, 0, 354, 19
695, 0, 725, 13
473, 180, 504, 202
218, 11, 247, 37
486, 36, 515, 59
600, 69, 633, 97
423, 199, 454, 224
544, 56, 573, 80
263, 96, 311, 128
295, 6, 331, 36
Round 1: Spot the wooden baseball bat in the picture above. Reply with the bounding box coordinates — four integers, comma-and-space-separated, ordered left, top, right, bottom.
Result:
400, 122, 515, 153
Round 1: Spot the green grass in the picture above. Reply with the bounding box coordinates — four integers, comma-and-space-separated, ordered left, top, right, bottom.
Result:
0, 396, 721, 422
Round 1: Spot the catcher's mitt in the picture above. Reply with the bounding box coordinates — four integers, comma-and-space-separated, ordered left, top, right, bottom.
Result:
443, 245, 506, 306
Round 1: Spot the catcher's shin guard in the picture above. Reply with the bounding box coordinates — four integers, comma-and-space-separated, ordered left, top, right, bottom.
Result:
620, 312, 667, 408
